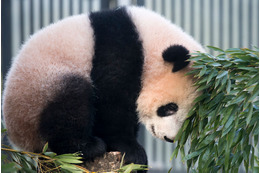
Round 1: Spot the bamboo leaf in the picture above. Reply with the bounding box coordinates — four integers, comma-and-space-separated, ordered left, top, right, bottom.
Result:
170, 146, 179, 161
42, 143, 49, 153
216, 71, 228, 79
226, 79, 231, 94
208, 62, 222, 67
207, 46, 225, 52
207, 70, 218, 84
246, 103, 254, 125
184, 147, 207, 160
199, 66, 207, 77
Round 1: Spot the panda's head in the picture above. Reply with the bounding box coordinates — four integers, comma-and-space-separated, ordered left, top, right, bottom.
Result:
127, 6, 204, 142
137, 45, 200, 143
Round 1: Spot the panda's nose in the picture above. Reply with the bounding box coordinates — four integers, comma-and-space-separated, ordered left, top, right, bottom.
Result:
164, 136, 174, 143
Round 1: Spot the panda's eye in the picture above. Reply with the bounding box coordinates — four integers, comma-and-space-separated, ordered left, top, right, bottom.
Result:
157, 103, 178, 117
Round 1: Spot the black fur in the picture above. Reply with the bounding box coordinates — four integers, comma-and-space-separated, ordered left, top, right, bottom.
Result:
39, 75, 106, 161
39, 7, 147, 168
162, 45, 190, 72
157, 103, 178, 117
89, 7, 147, 166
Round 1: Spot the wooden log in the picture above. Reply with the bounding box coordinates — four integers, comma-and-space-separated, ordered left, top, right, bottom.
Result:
83, 152, 123, 172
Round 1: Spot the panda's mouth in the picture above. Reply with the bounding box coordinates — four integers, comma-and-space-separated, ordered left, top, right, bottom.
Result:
164, 136, 174, 143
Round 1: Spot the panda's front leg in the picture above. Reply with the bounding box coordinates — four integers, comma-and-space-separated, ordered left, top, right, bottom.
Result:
106, 139, 148, 168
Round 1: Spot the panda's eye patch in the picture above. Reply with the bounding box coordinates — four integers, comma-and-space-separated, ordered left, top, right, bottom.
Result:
157, 103, 178, 117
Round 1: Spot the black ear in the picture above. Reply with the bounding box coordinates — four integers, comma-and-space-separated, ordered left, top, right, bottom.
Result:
162, 45, 190, 72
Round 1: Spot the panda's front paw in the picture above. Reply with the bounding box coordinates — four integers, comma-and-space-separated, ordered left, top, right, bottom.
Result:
122, 142, 148, 173
123, 143, 147, 165
80, 137, 107, 161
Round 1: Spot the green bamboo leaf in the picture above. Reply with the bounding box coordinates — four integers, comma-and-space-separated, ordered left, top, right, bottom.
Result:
224, 143, 231, 171
208, 62, 222, 67
224, 114, 235, 129
222, 122, 234, 137
60, 163, 83, 172
225, 48, 243, 53
179, 131, 188, 146
214, 78, 221, 89
198, 118, 208, 132
198, 76, 208, 84
202, 52, 216, 59
120, 164, 148, 172
174, 125, 184, 142
253, 167, 259, 173
253, 120, 259, 135
246, 103, 254, 125
226, 79, 231, 94
213, 115, 221, 130
184, 146, 207, 160
237, 66, 257, 71
231, 151, 242, 166
182, 119, 191, 131
232, 128, 244, 147
216, 71, 228, 79
120, 153, 126, 168
1, 162, 17, 173
187, 159, 192, 172
44, 152, 57, 158
56, 158, 83, 164
186, 70, 198, 76
244, 145, 251, 159
199, 66, 207, 77
193, 93, 209, 104
207, 46, 225, 52
223, 62, 233, 67
42, 143, 48, 153
206, 70, 218, 84
170, 146, 180, 161
245, 75, 259, 87
189, 56, 204, 61
249, 84, 259, 102
208, 93, 224, 109
251, 147, 255, 171
201, 143, 214, 170
198, 131, 220, 149
197, 85, 209, 92
230, 92, 248, 105
221, 105, 238, 125
180, 147, 185, 162
254, 134, 259, 146
193, 64, 205, 69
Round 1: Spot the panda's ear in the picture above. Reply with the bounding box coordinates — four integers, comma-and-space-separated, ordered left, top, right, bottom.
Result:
162, 45, 190, 72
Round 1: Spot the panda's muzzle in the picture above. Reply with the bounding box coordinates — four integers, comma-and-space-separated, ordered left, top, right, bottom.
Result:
157, 103, 178, 117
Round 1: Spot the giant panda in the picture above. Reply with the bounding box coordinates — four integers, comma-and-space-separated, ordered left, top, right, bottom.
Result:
3, 6, 204, 167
